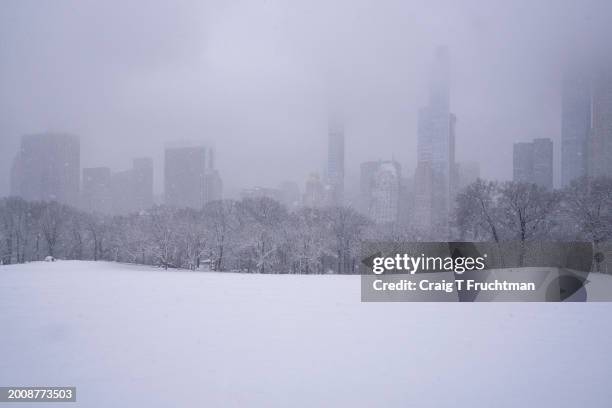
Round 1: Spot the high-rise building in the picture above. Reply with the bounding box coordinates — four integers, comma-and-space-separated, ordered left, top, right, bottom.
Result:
111, 170, 135, 215
360, 161, 380, 215
132, 157, 154, 211
513, 138, 553, 190
561, 70, 591, 187
513, 142, 534, 184
81, 167, 112, 214
204, 170, 223, 204
10, 133, 80, 206
398, 176, 414, 227
413, 162, 434, 230
413, 46, 454, 235
369, 161, 401, 224
533, 138, 554, 189
326, 117, 345, 206
588, 67, 612, 178
303, 173, 325, 208
164, 144, 207, 209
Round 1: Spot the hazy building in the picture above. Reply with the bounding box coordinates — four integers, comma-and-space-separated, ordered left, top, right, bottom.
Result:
369, 161, 401, 224
455, 161, 481, 192
561, 70, 591, 187
398, 176, 414, 226
111, 170, 135, 215
413, 47, 454, 235
413, 162, 434, 230
326, 117, 345, 206
513, 142, 534, 184
360, 161, 380, 215
513, 138, 553, 190
588, 67, 612, 178
303, 173, 325, 208
81, 167, 112, 214
164, 144, 207, 209
132, 157, 154, 211
204, 170, 223, 204
10, 133, 80, 206
532, 138, 554, 189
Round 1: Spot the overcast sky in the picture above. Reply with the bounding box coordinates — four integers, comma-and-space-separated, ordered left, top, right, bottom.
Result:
1, 0, 611, 198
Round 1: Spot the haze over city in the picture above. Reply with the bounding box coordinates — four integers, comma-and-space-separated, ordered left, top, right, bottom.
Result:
1, 0, 611, 199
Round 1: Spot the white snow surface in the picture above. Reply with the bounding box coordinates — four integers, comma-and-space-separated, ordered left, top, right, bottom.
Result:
1, 260, 612, 407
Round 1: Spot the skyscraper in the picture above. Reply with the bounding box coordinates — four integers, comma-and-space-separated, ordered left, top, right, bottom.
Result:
369, 161, 401, 224
303, 173, 325, 208
588, 66, 612, 178
561, 70, 591, 187
360, 161, 381, 215
513, 142, 534, 184
513, 138, 553, 190
164, 144, 207, 209
326, 117, 345, 206
10, 133, 80, 206
132, 157, 154, 211
81, 167, 112, 214
203, 170, 223, 204
413, 46, 454, 235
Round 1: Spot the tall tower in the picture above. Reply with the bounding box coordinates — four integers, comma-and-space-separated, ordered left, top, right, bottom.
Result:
11, 133, 80, 206
589, 66, 612, 178
413, 46, 453, 235
326, 117, 345, 206
561, 70, 591, 187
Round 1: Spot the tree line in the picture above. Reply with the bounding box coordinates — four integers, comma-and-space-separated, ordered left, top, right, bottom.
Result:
1, 176, 611, 273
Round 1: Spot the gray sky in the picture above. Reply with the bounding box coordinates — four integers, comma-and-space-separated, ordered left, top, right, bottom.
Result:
1, 0, 611, 198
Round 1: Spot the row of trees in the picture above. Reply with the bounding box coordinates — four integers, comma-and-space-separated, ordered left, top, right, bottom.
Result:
1, 176, 611, 273
0, 196, 375, 273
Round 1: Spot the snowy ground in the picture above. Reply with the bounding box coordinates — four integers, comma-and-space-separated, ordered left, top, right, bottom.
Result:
1, 261, 612, 407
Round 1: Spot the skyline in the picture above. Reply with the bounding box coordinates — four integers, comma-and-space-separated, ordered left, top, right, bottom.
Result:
2, 0, 612, 198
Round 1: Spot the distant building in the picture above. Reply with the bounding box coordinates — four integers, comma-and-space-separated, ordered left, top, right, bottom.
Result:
303, 173, 325, 208
588, 67, 612, 178
513, 142, 534, 184
326, 117, 345, 206
94, 157, 155, 215
360, 161, 380, 215
10, 133, 80, 206
561, 69, 591, 187
398, 176, 414, 227
132, 157, 154, 211
513, 138, 553, 190
164, 144, 207, 209
455, 161, 480, 192
369, 161, 401, 224
81, 167, 112, 214
111, 169, 135, 214
413, 162, 434, 230
413, 47, 455, 235
203, 170, 223, 204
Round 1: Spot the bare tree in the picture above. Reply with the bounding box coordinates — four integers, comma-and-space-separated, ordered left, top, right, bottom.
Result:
455, 179, 501, 242
563, 176, 612, 271
499, 182, 560, 265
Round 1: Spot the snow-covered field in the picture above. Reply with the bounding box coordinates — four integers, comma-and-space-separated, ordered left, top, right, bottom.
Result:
1, 261, 612, 407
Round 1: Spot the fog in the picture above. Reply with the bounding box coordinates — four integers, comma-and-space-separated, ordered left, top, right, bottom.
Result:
1, 0, 611, 198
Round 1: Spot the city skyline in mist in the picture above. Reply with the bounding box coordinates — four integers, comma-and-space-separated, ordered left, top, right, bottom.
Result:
2, 0, 612, 198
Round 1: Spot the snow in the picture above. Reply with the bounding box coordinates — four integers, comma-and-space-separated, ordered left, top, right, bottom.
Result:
1, 261, 612, 407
